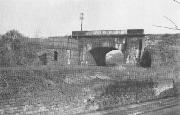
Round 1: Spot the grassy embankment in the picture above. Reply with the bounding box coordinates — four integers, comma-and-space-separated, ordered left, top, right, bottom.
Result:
0, 65, 176, 114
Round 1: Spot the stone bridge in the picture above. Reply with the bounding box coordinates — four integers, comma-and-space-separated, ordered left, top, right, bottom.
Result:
72, 29, 145, 66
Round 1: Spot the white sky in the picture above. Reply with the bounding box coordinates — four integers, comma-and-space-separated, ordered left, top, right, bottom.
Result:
0, 0, 180, 37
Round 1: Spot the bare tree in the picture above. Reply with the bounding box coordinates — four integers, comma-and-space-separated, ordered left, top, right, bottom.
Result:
152, 25, 180, 30
153, 16, 180, 30
163, 16, 178, 29
174, 0, 180, 5
153, 0, 180, 30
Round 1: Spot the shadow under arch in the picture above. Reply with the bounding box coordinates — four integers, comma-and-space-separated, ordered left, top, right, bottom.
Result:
89, 47, 117, 66
140, 50, 152, 68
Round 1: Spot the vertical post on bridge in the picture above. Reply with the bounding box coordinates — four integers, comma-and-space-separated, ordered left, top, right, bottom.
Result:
80, 12, 84, 31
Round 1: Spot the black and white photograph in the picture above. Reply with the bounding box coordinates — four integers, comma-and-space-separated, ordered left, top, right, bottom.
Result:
0, 0, 180, 114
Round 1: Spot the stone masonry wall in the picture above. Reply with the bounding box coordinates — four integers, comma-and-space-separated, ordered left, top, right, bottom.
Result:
145, 34, 179, 67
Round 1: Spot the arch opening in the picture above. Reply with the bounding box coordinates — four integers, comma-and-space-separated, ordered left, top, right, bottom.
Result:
54, 51, 58, 61
39, 53, 47, 65
89, 47, 118, 66
140, 50, 151, 68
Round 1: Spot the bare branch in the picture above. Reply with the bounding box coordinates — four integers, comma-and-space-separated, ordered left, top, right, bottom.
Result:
163, 16, 178, 29
173, 0, 180, 5
152, 25, 180, 30
153, 15, 179, 31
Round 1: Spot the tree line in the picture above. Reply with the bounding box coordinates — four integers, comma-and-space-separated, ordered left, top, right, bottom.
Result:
0, 30, 41, 67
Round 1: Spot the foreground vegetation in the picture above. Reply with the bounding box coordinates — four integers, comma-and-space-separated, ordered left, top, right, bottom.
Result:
0, 30, 41, 67
0, 66, 176, 114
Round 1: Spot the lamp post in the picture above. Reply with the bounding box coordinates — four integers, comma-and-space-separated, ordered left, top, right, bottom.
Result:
80, 12, 84, 31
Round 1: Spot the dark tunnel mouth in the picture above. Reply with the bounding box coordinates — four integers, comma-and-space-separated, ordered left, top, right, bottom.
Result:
89, 47, 118, 66
88, 47, 152, 67
140, 50, 152, 68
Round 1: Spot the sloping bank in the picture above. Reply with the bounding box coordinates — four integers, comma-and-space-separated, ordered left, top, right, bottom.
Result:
0, 66, 176, 114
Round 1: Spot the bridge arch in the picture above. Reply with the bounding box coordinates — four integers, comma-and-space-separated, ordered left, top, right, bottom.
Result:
88, 47, 118, 66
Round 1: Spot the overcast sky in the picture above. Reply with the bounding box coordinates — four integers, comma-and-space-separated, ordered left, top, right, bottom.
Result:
0, 0, 180, 37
